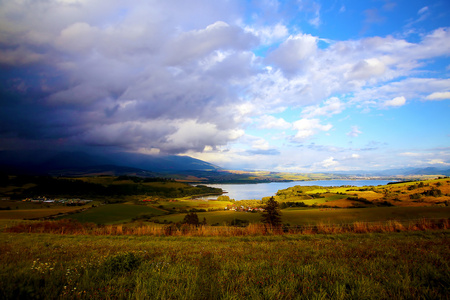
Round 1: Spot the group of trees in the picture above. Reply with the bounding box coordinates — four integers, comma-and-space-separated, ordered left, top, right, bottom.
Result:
181, 197, 283, 228
261, 197, 282, 227
3, 175, 223, 199
182, 212, 207, 226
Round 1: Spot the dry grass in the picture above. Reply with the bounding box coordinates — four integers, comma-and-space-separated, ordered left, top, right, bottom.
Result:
5, 218, 449, 237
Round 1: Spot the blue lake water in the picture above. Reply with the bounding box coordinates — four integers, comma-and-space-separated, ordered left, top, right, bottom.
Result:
203, 179, 394, 201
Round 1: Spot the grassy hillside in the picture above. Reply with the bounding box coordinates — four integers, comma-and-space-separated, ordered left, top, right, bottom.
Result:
60, 204, 167, 224
0, 175, 222, 200
1, 231, 448, 299
147, 206, 450, 227
1, 176, 449, 228
1, 177, 449, 299
274, 177, 450, 208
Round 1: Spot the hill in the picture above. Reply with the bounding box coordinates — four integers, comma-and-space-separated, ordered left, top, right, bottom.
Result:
0, 150, 221, 176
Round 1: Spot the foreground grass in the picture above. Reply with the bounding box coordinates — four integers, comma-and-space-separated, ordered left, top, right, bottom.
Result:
59, 203, 167, 224
1, 231, 449, 299
150, 206, 450, 226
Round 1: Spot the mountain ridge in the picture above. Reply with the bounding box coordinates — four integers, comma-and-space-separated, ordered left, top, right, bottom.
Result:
0, 150, 221, 176
1, 150, 448, 178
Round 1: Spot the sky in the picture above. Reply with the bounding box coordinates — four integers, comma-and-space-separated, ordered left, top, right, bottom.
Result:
0, 0, 449, 172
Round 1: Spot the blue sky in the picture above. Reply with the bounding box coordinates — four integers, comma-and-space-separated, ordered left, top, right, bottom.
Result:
0, 0, 449, 172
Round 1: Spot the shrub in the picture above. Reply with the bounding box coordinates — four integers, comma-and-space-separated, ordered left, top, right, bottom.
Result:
183, 212, 200, 226
377, 201, 394, 207
261, 197, 282, 227
230, 218, 250, 227
5, 219, 97, 234
410, 193, 422, 200
422, 188, 442, 197
101, 252, 142, 275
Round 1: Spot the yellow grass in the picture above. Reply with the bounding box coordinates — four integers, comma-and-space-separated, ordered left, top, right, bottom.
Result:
5, 218, 449, 236
0, 207, 83, 220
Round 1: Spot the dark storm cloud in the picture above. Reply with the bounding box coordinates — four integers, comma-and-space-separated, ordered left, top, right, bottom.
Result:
0, 0, 259, 154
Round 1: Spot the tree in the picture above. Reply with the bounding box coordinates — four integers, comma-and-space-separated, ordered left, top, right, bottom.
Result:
182, 212, 200, 226
261, 197, 282, 227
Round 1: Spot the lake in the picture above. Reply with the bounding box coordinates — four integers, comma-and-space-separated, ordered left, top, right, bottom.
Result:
202, 179, 394, 201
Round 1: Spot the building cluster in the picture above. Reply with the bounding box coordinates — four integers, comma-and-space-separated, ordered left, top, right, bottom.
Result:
23, 197, 92, 205
225, 205, 264, 212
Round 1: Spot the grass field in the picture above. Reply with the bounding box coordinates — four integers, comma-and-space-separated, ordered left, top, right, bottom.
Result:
0, 204, 95, 220
1, 177, 449, 233
152, 210, 263, 225
148, 206, 450, 226
1, 231, 448, 299
156, 199, 233, 211
282, 206, 450, 225
58, 203, 168, 224
274, 177, 450, 208
1, 177, 450, 299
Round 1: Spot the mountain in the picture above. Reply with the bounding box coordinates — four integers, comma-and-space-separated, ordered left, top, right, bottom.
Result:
334, 167, 450, 177
107, 152, 220, 172
46, 165, 159, 177
0, 150, 221, 176
403, 167, 450, 176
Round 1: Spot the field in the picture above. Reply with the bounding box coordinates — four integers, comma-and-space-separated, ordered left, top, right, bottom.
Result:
1, 176, 450, 299
0, 201, 97, 220
59, 203, 167, 224
0, 231, 449, 299
273, 178, 450, 208
1, 177, 449, 227
147, 206, 450, 226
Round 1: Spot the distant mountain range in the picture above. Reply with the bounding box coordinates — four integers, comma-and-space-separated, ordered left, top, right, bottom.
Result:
334, 167, 450, 177
0, 150, 221, 176
0, 150, 448, 179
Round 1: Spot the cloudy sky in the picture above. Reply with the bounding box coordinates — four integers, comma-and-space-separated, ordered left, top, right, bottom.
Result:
0, 0, 449, 172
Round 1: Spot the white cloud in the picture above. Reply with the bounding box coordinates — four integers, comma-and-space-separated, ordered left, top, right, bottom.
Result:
347, 126, 362, 137
245, 23, 288, 46
266, 33, 317, 75
400, 152, 425, 157
257, 115, 291, 130
165, 21, 257, 66
165, 120, 244, 153
383, 96, 406, 107
1, 0, 450, 170
292, 118, 332, 141
251, 138, 270, 150
352, 78, 450, 107
302, 97, 345, 118
319, 157, 339, 168
418, 7, 429, 15
425, 91, 450, 100
348, 58, 387, 80
427, 159, 450, 166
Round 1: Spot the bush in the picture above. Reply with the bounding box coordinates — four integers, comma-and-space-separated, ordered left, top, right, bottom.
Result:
230, 218, 250, 227
261, 197, 282, 227
422, 188, 442, 197
410, 193, 422, 199
5, 219, 97, 234
183, 212, 200, 226
377, 201, 394, 207
101, 252, 142, 275
347, 197, 372, 204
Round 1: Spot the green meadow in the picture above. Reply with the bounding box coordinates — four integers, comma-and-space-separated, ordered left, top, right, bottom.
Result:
59, 203, 167, 224
1, 231, 449, 299
1, 176, 450, 299
143, 206, 450, 227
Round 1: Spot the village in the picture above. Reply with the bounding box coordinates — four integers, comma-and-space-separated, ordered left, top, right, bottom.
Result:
22, 197, 93, 205
225, 204, 264, 212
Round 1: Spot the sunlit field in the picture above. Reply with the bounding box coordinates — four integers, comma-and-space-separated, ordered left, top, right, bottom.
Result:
1, 231, 449, 299
1, 177, 450, 299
